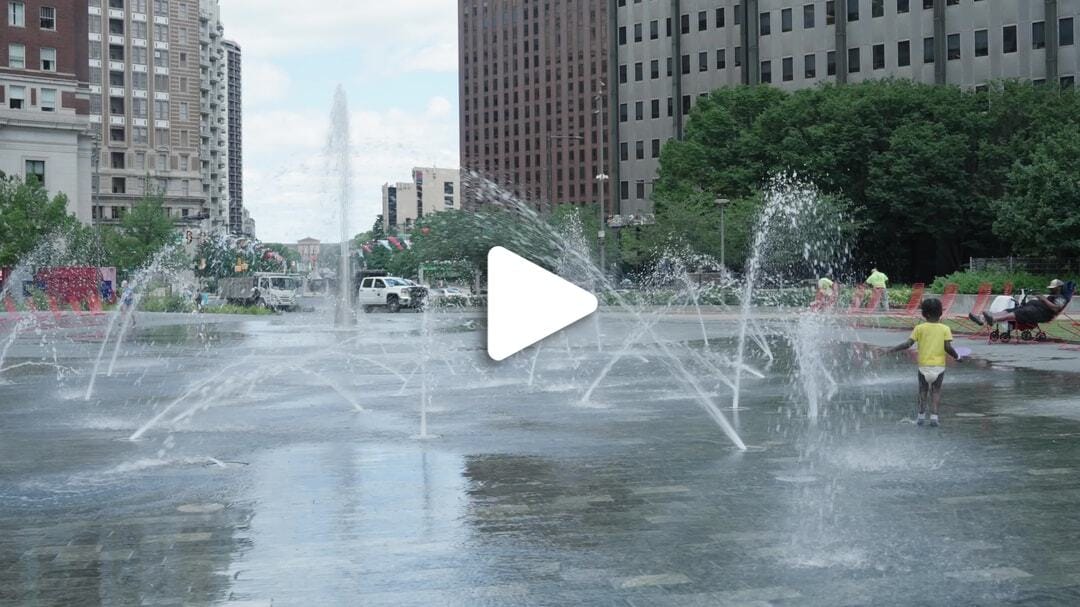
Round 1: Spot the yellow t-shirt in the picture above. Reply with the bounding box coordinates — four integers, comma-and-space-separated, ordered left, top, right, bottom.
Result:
911, 322, 953, 367
818, 277, 834, 291
867, 270, 888, 289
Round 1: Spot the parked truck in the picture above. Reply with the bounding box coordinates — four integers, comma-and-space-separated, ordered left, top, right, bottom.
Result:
219, 273, 300, 311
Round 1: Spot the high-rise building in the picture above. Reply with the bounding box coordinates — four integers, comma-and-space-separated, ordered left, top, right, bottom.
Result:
615, 0, 1080, 214
381, 167, 461, 232
223, 38, 244, 236
198, 0, 228, 232
1, 0, 94, 221
458, 0, 615, 214
87, 0, 206, 225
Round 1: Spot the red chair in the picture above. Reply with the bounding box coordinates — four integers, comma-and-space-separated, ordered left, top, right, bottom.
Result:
3, 295, 16, 314
954, 283, 991, 331
847, 284, 867, 313
887, 282, 925, 323
939, 283, 960, 317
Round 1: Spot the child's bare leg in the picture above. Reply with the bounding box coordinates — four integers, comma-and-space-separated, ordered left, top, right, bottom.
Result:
930, 374, 944, 415
917, 373, 929, 415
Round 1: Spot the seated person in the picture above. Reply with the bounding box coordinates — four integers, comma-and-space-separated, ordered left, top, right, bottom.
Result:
970, 279, 1069, 326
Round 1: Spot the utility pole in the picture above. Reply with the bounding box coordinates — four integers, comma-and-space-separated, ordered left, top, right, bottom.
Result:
594, 80, 610, 276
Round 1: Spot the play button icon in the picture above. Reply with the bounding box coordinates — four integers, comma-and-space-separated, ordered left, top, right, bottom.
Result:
487, 246, 598, 361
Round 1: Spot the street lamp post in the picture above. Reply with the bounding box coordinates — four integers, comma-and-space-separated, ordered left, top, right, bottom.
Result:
594, 80, 609, 276
545, 133, 585, 213
715, 197, 730, 269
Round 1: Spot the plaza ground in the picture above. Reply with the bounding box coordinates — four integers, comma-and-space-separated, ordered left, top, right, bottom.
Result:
1, 302, 1080, 605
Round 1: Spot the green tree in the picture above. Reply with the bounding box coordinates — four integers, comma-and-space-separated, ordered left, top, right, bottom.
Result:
993, 132, 1080, 258
104, 194, 183, 272
0, 174, 78, 266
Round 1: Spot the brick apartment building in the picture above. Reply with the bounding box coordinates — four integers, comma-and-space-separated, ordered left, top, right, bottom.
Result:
1, 0, 94, 221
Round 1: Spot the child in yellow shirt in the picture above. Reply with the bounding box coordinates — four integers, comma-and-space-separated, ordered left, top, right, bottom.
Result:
886, 298, 961, 426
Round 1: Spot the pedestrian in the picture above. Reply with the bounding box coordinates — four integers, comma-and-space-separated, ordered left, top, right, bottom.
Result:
812, 276, 835, 311
968, 279, 1072, 328
866, 267, 889, 311
883, 298, 961, 427
119, 280, 136, 325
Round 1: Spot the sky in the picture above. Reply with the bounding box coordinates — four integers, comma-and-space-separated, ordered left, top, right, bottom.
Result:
219, 0, 459, 244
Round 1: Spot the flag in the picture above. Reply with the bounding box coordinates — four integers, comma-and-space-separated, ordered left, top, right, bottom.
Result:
387, 236, 404, 251
378, 240, 393, 251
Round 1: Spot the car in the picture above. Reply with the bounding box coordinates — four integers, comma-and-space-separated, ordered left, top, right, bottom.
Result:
428, 286, 472, 307
356, 276, 427, 312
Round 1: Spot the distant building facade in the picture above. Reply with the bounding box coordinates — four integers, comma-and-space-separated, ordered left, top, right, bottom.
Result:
223, 38, 244, 235
1, 0, 94, 221
381, 167, 461, 232
614, 0, 1080, 213
457, 0, 614, 213
297, 237, 319, 272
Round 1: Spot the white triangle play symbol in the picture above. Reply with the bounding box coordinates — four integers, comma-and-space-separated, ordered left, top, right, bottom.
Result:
487, 246, 598, 361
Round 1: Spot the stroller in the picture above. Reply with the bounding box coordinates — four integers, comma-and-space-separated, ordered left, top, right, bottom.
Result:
989, 281, 1076, 343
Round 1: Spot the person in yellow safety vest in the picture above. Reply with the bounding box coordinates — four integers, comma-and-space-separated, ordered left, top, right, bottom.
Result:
865, 268, 889, 311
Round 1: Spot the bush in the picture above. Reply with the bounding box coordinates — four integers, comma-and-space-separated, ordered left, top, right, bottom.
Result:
139, 295, 194, 313
929, 270, 1061, 294
210, 304, 275, 315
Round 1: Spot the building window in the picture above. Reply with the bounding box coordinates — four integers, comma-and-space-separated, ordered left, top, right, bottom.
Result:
873, 44, 885, 69
974, 30, 988, 56
782, 56, 793, 81
154, 49, 168, 67
619, 142, 628, 161
25, 160, 45, 185
827, 50, 836, 75
804, 4, 814, 28
636, 182, 645, 200
760, 12, 770, 35
922, 0, 932, 8
619, 103, 627, 122
947, 33, 960, 60
717, 49, 726, 69
897, 0, 909, 13
1003, 25, 1017, 54
39, 5, 54, 29
112, 178, 126, 194
618, 64, 627, 84
826, 1, 835, 25
635, 101, 643, 120
651, 139, 661, 158
847, 0, 858, 21
179, 101, 188, 120
651, 99, 660, 118
635, 140, 644, 160
716, 7, 724, 28
804, 54, 816, 78
154, 99, 168, 119
7, 85, 24, 109
848, 48, 860, 72
110, 126, 124, 142
40, 88, 55, 112
1063, 76, 1075, 89
1061, 18, 1075, 47
650, 19, 658, 39
650, 59, 659, 79
634, 62, 643, 81
7, 43, 24, 69
633, 23, 642, 42
1032, 22, 1045, 50
735, 46, 742, 67
40, 47, 56, 71
761, 60, 772, 83
618, 26, 626, 45
872, 0, 883, 17
698, 51, 708, 71
898, 40, 911, 66
698, 10, 706, 31
681, 94, 690, 115
8, 1, 24, 26
110, 151, 125, 169
681, 54, 690, 74
923, 36, 935, 63
782, 8, 792, 32
133, 126, 148, 144
156, 152, 166, 171
619, 181, 628, 201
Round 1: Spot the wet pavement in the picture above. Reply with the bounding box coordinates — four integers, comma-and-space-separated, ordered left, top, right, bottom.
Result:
2, 302, 1080, 605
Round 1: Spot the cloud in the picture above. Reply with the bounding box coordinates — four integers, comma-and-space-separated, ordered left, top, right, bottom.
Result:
242, 98, 458, 243
242, 60, 291, 106
220, 0, 458, 74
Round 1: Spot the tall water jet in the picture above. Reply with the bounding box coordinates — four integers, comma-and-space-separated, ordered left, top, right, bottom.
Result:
328, 86, 355, 326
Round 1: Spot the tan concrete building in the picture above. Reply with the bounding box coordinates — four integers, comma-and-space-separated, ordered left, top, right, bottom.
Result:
381, 167, 461, 232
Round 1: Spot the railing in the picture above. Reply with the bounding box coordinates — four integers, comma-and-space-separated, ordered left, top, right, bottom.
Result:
969, 257, 1080, 274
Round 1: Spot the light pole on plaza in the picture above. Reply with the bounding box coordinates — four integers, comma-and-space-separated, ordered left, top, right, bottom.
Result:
594, 80, 609, 276
715, 197, 730, 270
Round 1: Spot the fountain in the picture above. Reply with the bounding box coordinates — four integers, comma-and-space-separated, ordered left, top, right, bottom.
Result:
327, 85, 356, 327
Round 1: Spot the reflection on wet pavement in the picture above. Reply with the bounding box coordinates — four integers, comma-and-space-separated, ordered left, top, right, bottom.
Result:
3, 306, 1080, 605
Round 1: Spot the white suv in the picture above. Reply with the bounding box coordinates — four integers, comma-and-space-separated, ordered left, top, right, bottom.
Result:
357, 276, 427, 312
